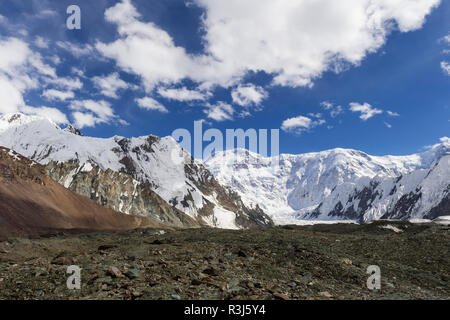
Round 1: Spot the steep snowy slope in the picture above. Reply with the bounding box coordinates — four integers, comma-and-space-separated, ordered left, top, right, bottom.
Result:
306, 154, 450, 222
0, 113, 273, 229
205, 141, 449, 224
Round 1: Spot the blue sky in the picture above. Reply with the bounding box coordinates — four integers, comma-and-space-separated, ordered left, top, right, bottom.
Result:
0, 0, 449, 156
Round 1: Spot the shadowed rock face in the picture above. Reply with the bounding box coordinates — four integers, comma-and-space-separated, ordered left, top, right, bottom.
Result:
0, 147, 162, 239
45, 160, 273, 229
46, 161, 201, 229
183, 159, 274, 228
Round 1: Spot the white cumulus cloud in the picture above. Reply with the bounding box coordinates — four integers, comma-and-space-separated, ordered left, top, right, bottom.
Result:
195, 0, 441, 87
441, 61, 450, 75
56, 41, 95, 58
0, 37, 73, 123
157, 87, 208, 101
69, 100, 124, 128
42, 89, 75, 102
21, 105, 69, 125
387, 110, 400, 117
97, 0, 440, 91
231, 84, 268, 107
204, 102, 234, 122
281, 115, 325, 134
135, 97, 168, 113
92, 72, 129, 99
321, 101, 343, 118
34, 36, 49, 49
349, 102, 383, 120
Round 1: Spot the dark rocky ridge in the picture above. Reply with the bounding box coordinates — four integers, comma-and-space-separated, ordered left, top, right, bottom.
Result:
46, 160, 273, 229
46, 161, 200, 228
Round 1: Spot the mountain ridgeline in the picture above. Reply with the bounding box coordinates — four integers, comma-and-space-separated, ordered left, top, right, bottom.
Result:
0, 113, 273, 230
205, 144, 450, 224
0, 113, 448, 228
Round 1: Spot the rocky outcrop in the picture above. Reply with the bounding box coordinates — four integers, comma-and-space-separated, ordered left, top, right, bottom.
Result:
182, 157, 273, 228
46, 161, 200, 228
63, 124, 83, 136
45, 159, 273, 229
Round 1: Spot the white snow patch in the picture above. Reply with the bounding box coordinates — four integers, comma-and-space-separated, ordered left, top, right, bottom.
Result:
434, 216, 450, 225
213, 206, 239, 229
380, 224, 404, 233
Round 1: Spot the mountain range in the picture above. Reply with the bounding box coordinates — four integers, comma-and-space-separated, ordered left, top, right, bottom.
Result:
205, 142, 450, 224
0, 113, 272, 230
0, 112, 448, 230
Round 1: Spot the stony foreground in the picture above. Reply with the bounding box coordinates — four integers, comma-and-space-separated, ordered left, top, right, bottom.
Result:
0, 221, 448, 300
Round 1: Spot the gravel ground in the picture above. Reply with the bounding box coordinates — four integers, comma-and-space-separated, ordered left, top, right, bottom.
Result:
0, 221, 448, 300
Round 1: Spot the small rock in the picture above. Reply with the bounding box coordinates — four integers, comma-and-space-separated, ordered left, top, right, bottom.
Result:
98, 245, 116, 251
226, 287, 245, 295
237, 250, 247, 258
171, 294, 181, 300
125, 268, 139, 279
132, 291, 142, 297
203, 267, 218, 277
298, 273, 313, 285
273, 293, 291, 300
319, 291, 333, 298
205, 253, 216, 260
242, 280, 254, 289
51, 256, 74, 265
228, 278, 240, 289
98, 277, 113, 285
191, 279, 202, 286
339, 258, 353, 265
107, 266, 123, 278
385, 282, 395, 289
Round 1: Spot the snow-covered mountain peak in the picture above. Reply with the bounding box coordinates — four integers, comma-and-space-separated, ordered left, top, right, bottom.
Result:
63, 124, 83, 136
419, 138, 450, 167
0, 113, 61, 134
0, 113, 273, 229
0, 112, 446, 225
204, 139, 449, 224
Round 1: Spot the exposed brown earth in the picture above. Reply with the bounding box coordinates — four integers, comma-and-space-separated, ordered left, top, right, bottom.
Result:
0, 147, 164, 239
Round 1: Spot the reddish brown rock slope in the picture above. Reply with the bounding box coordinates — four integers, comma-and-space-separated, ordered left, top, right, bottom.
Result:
0, 147, 163, 238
